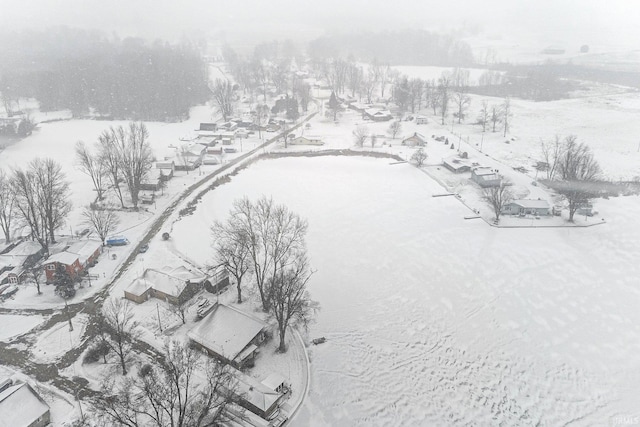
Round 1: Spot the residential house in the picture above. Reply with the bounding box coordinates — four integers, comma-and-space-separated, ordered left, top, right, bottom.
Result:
0, 242, 44, 285
124, 266, 208, 305
225, 366, 287, 420
471, 167, 502, 187
402, 132, 427, 147
364, 109, 393, 122
289, 136, 324, 146
0, 381, 50, 427
415, 115, 428, 125
502, 199, 551, 216
188, 303, 269, 369
175, 143, 207, 171
443, 156, 474, 173
43, 239, 102, 283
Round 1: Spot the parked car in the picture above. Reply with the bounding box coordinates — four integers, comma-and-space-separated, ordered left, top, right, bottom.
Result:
106, 236, 129, 247
139, 244, 149, 253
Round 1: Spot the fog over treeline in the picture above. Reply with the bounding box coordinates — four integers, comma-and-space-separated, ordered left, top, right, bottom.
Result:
0, 28, 209, 120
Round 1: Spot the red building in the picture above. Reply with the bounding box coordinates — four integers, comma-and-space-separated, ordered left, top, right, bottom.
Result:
43, 240, 102, 283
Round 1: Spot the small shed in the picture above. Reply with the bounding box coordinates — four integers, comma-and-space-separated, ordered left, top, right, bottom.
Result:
415, 115, 428, 125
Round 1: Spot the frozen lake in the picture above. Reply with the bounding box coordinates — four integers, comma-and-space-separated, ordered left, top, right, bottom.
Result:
171, 155, 640, 426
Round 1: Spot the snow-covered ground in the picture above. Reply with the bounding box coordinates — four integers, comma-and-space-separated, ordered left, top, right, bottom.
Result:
168, 155, 640, 426
0, 314, 47, 342
31, 313, 89, 363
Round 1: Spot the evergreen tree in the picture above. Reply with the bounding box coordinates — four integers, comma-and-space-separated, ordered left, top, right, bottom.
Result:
53, 263, 76, 299
328, 91, 341, 121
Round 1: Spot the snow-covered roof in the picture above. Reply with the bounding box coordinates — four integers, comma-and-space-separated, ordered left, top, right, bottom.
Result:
125, 278, 153, 297
65, 240, 102, 265
402, 132, 427, 143
5, 241, 42, 257
0, 255, 27, 270
471, 167, 496, 176
0, 382, 49, 427
229, 367, 282, 413
509, 199, 550, 209
365, 108, 392, 117
44, 251, 79, 266
188, 304, 267, 362
127, 266, 206, 298
261, 373, 287, 391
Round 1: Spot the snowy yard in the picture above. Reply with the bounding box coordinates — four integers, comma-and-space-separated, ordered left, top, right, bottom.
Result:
169, 155, 640, 426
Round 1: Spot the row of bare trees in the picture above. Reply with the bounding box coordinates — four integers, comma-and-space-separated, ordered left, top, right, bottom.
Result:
211, 197, 316, 352
75, 122, 154, 212
0, 159, 72, 253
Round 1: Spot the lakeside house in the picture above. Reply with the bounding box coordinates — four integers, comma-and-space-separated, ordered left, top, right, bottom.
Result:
502, 199, 551, 216
188, 303, 269, 369
124, 265, 209, 305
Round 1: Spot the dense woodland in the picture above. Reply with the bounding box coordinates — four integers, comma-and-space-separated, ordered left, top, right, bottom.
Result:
308, 30, 475, 66
0, 28, 209, 121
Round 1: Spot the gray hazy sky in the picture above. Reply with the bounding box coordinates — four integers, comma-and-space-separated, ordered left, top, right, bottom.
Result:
0, 0, 637, 51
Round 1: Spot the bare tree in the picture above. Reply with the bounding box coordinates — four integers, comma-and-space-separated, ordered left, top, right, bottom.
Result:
11, 159, 71, 251
75, 141, 106, 201
502, 97, 512, 137
211, 78, 235, 122
211, 219, 251, 304
490, 104, 502, 132
437, 75, 450, 125
362, 68, 377, 104
11, 167, 47, 251
408, 78, 424, 112
225, 197, 308, 311
387, 121, 402, 139
32, 158, 72, 244
477, 100, 490, 132
24, 265, 44, 296
370, 134, 377, 148
93, 341, 239, 427
540, 135, 562, 180
110, 122, 154, 209
410, 148, 428, 166
453, 89, 471, 124
100, 298, 139, 375
554, 136, 601, 221
353, 125, 369, 147
269, 254, 316, 352
253, 104, 270, 140
98, 128, 126, 208
483, 181, 514, 221
0, 170, 15, 243
82, 207, 120, 245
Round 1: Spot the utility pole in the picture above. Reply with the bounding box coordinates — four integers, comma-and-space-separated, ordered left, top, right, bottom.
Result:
65, 299, 73, 332
156, 303, 163, 333
480, 132, 485, 152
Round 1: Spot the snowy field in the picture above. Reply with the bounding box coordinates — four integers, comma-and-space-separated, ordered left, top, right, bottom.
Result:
169, 155, 640, 426
0, 314, 47, 342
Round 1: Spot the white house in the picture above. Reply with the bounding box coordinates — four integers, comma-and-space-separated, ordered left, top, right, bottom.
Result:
0, 381, 50, 427
502, 199, 551, 216
471, 167, 501, 187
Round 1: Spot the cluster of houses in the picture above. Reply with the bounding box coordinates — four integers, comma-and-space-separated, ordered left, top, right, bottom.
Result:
0, 238, 102, 290
123, 264, 289, 423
